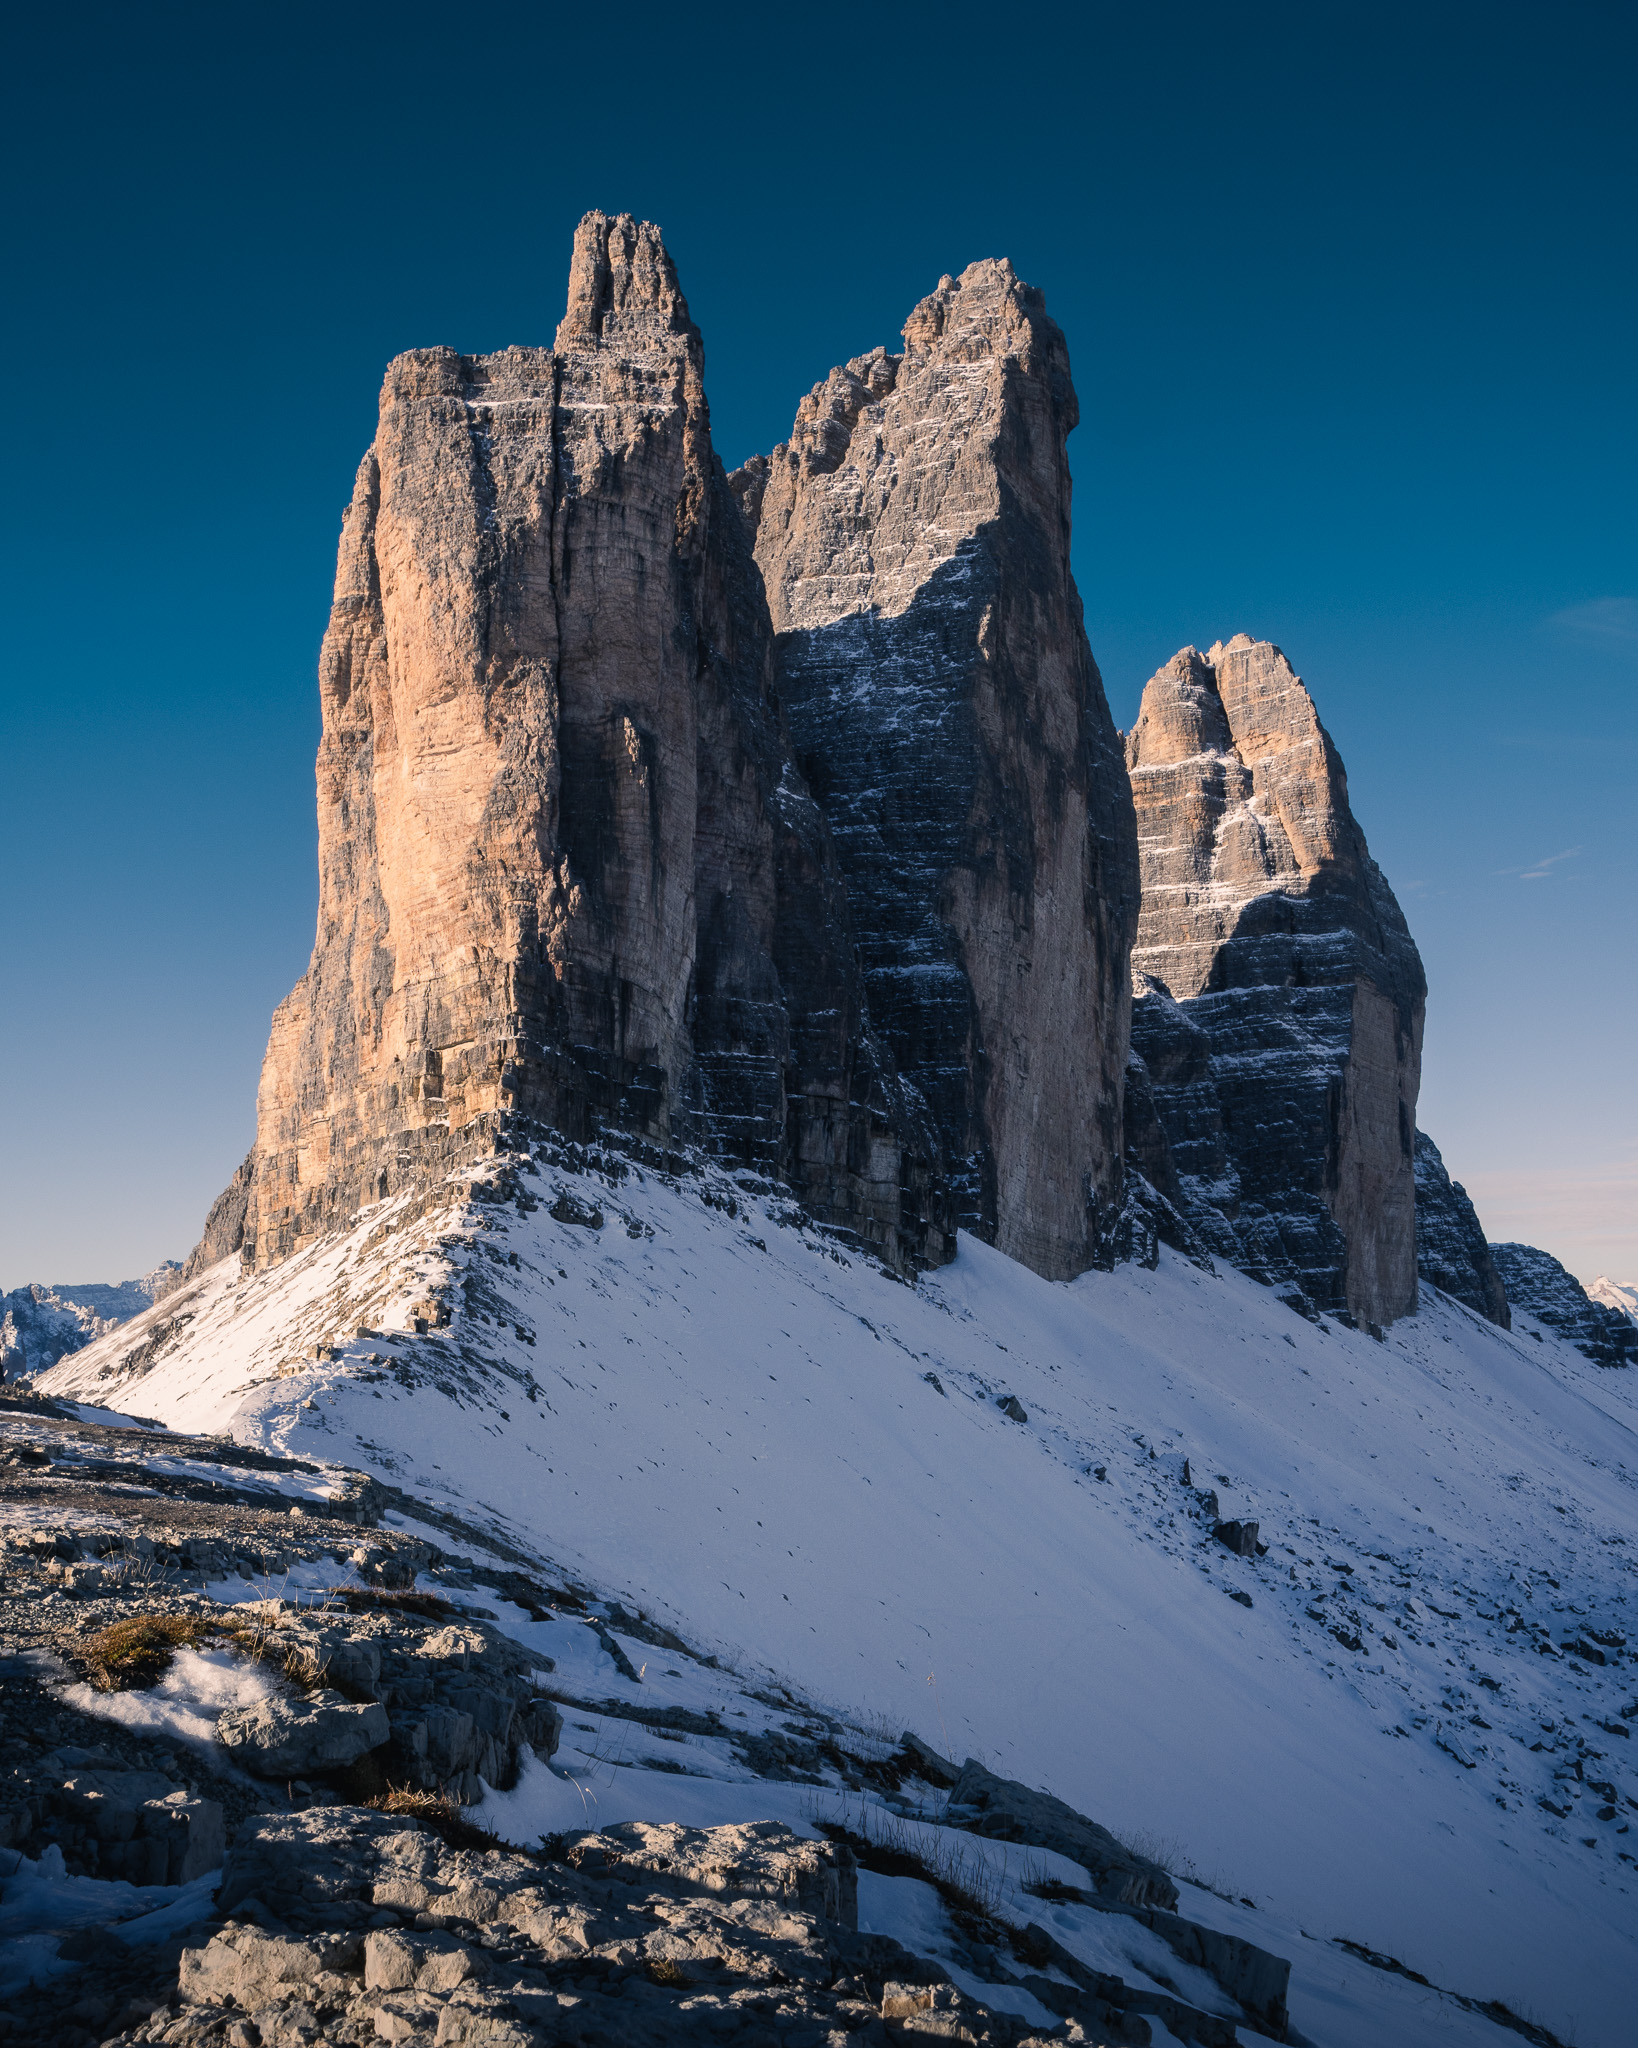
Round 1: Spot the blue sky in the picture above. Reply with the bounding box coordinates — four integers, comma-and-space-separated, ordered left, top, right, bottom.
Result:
2, 1, 1633, 1289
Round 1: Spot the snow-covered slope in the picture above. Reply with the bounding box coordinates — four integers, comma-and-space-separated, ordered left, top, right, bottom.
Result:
41, 1144, 1638, 2048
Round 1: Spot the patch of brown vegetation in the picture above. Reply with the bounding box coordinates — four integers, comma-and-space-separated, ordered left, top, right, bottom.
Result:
84, 1612, 218, 1691
339, 1588, 453, 1618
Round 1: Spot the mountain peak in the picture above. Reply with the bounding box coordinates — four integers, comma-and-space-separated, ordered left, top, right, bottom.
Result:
556, 210, 694, 347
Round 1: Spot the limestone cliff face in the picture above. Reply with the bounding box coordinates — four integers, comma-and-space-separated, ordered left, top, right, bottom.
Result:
736, 263, 1139, 1281
1412, 1132, 1510, 1327
230, 214, 948, 1275
1124, 637, 1426, 1326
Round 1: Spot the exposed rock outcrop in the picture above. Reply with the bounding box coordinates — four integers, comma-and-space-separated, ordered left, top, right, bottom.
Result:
1412, 1132, 1509, 1326
0, 1395, 1292, 2048
209, 214, 948, 1280
735, 262, 1140, 1280
1490, 1243, 1638, 1366
945, 1758, 1177, 1910
1124, 638, 1426, 1326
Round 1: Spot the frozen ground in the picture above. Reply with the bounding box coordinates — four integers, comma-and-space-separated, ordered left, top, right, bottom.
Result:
42, 1144, 1638, 2047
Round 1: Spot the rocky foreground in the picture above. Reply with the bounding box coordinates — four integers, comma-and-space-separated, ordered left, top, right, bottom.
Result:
0, 1388, 1300, 2048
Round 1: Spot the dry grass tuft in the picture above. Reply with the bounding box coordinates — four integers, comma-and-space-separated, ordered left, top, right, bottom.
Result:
84, 1612, 217, 1692
339, 1588, 454, 1618
364, 1787, 502, 1854
810, 1791, 1010, 1926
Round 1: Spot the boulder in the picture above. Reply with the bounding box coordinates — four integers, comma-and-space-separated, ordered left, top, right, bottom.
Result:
140, 1792, 226, 1883
173, 1805, 1260, 2048
255, 1602, 562, 1803
945, 1760, 1177, 1910
180, 1928, 362, 2009
897, 1730, 961, 1789
363, 1928, 484, 1993
215, 1688, 389, 1777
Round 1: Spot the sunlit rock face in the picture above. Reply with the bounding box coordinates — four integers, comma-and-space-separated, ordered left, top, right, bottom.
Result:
1124, 637, 1426, 1327
736, 261, 1140, 1282
209, 213, 950, 1279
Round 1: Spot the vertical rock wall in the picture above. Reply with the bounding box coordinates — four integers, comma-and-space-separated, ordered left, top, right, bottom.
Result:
1124, 638, 1426, 1326
737, 263, 1139, 1281
230, 214, 948, 1275
1412, 1132, 1510, 1326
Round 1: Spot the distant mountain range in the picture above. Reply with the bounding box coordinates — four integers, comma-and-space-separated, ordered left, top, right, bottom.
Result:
0, 1263, 179, 1377
1589, 1274, 1638, 1324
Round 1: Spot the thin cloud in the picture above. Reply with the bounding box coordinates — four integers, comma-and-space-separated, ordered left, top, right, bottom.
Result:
1494, 846, 1582, 882
1547, 596, 1638, 648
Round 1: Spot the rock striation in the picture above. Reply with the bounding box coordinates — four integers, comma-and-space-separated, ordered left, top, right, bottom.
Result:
736, 262, 1139, 1280
209, 214, 948, 1279
1124, 637, 1426, 1326
1490, 1243, 1638, 1367
1412, 1132, 1509, 1326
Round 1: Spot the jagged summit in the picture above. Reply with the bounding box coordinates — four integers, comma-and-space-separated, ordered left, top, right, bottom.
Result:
1126, 634, 1423, 1006
1590, 1275, 1638, 1325
1125, 635, 1426, 1326
201, 214, 949, 1283
555, 209, 693, 344
737, 256, 1138, 1282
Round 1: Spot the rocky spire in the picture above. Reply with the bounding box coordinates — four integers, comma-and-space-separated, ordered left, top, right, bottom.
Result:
736, 261, 1140, 1282
211, 214, 949, 1277
1125, 637, 1426, 1327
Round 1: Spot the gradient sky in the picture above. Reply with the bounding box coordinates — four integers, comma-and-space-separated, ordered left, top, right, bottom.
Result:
2, 1, 1633, 1291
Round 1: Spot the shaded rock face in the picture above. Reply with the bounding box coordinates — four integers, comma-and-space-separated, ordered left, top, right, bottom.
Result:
737, 263, 1140, 1281
1490, 1243, 1638, 1367
1124, 973, 1241, 1268
1413, 1132, 1509, 1327
1124, 638, 1426, 1326
219, 213, 947, 1277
